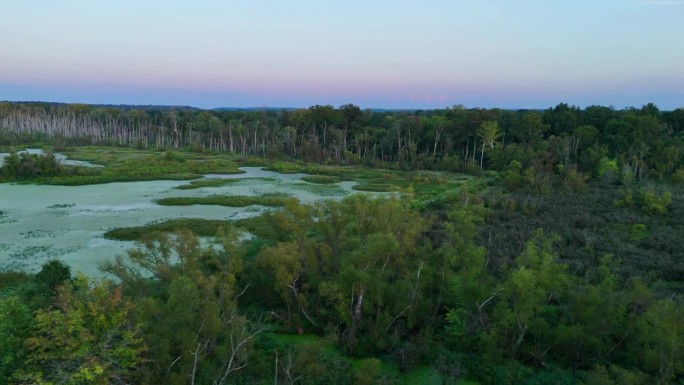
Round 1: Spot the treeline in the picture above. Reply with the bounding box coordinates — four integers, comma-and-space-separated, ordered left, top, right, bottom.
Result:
1, 196, 681, 384
2, 101, 684, 181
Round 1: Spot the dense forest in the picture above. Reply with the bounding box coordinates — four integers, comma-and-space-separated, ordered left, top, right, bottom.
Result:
2, 101, 683, 179
1, 101, 683, 384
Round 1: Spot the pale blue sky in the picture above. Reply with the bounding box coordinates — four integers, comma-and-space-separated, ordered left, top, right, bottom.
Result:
1, 0, 683, 109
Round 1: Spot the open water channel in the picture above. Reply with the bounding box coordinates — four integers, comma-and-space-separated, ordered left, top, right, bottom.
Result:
0, 153, 364, 277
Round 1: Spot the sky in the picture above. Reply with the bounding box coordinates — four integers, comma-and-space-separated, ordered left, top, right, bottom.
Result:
1, 0, 683, 110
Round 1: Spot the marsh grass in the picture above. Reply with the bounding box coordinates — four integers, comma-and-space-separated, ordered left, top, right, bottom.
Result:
156, 194, 293, 207
267, 164, 477, 198
8, 147, 480, 197
41, 147, 243, 185
46, 173, 204, 185
233, 156, 270, 167
351, 183, 399, 192
266, 162, 387, 179
293, 182, 347, 196
300, 175, 342, 184
175, 177, 277, 190
104, 218, 232, 241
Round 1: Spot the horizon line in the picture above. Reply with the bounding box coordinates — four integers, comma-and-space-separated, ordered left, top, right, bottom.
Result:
4, 99, 678, 112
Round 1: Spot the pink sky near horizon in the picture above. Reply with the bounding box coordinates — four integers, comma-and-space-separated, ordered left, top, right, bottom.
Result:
1, 0, 683, 109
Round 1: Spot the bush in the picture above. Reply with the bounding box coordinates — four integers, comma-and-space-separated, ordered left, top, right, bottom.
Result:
671, 167, 684, 184
1, 151, 62, 179
34, 260, 71, 292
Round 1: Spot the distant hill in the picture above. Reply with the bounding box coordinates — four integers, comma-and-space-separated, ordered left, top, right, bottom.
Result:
3, 101, 569, 113
212, 106, 421, 113
212, 107, 298, 112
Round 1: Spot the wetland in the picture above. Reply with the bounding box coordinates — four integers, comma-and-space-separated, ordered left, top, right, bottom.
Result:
0, 147, 470, 277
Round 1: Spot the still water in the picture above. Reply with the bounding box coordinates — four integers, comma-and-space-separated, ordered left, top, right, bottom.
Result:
0, 167, 360, 277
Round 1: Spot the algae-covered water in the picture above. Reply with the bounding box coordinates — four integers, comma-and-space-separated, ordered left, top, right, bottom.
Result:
0, 167, 361, 277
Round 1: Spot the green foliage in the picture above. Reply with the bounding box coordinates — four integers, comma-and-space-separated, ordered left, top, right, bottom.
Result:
14, 277, 145, 384
629, 223, 648, 241
490, 232, 570, 363
502, 160, 523, 190
3, 99, 684, 383
671, 167, 684, 184
34, 259, 71, 292
2, 101, 683, 184
267, 161, 306, 174
596, 157, 619, 179
101, 229, 263, 385
615, 188, 672, 215
0, 186, 682, 383
35, 147, 243, 185
562, 166, 589, 192
614, 188, 635, 207
163, 149, 186, 162
580, 364, 650, 385
246, 195, 434, 358
628, 299, 683, 382
0, 295, 32, 384
354, 358, 382, 385
484, 183, 684, 280
0, 151, 62, 180
640, 189, 672, 215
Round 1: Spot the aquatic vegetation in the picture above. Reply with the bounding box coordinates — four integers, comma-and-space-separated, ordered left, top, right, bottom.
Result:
46, 203, 76, 209
352, 183, 399, 192
300, 175, 343, 184
104, 218, 233, 241
39, 147, 244, 185
156, 194, 293, 208
293, 182, 347, 196
175, 177, 276, 190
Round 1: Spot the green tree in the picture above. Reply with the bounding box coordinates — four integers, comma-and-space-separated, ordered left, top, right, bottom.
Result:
512, 112, 549, 151
492, 232, 569, 365
477, 120, 502, 169
629, 299, 683, 382
34, 259, 71, 293
14, 276, 145, 385
102, 229, 263, 385
0, 295, 32, 384
444, 205, 498, 351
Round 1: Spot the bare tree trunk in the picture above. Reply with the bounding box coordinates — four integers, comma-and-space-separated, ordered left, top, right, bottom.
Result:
480, 141, 485, 169
348, 285, 365, 354
433, 124, 444, 160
